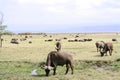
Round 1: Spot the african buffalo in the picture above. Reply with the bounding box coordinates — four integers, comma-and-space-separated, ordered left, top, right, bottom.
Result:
95, 41, 105, 52
63, 37, 67, 40
11, 38, 19, 44
112, 38, 117, 41
29, 41, 32, 44
55, 39, 61, 41
45, 39, 53, 42
68, 40, 74, 42
55, 42, 61, 52
41, 51, 74, 76
100, 42, 113, 57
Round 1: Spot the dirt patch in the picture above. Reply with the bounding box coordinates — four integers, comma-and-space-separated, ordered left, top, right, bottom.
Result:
74, 59, 120, 71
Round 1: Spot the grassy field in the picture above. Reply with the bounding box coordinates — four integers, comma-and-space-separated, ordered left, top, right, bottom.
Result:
0, 33, 120, 80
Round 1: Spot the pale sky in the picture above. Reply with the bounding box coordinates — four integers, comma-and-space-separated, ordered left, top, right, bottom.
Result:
0, 0, 120, 33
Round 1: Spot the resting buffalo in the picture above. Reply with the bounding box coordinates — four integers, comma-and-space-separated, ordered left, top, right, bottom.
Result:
100, 42, 113, 57
95, 41, 105, 52
41, 51, 74, 76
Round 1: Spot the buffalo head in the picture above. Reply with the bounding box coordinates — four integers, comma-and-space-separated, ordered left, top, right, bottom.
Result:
100, 51, 104, 57
100, 49, 107, 57
41, 65, 54, 76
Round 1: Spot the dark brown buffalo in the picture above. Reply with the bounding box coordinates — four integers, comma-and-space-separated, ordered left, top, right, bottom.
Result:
55, 42, 61, 52
45, 39, 53, 42
41, 51, 74, 76
68, 40, 74, 42
100, 42, 113, 57
29, 41, 32, 44
95, 41, 105, 52
87, 38, 92, 41
55, 39, 61, 41
11, 38, 19, 44
63, 37, 67, 40
112, 38, 117, 41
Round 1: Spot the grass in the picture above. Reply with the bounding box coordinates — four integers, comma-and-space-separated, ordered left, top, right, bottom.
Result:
0, 33, 120, 80
0, 60, 120, 80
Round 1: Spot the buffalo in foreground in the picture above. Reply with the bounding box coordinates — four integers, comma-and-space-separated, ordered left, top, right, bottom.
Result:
41, 51, 74, 76
100, 42, 113, 57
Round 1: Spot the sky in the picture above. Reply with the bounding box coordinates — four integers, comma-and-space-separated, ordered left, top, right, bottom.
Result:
0, 0, 120, 33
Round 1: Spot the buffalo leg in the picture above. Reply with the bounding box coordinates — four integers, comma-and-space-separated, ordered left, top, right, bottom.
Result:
52, 63, 56, 75
53, 67, 56, 75
97, 48, 98, 52
70, 63, 74, 74
99, 48, 101, 52
109, 50, 112, 56
65, 64, 69, 74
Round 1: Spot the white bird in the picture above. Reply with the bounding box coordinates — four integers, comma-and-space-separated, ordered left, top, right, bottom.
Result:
31, 69, 38, 75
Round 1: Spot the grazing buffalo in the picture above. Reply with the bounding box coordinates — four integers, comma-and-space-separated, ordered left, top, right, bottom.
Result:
25, 36, 28, 38
11, 38, 19, 44
45, 39, 53, 42
55, 42, 61, 52
29, 41, 32, 44
63, 37, 67, 40
68, 40, 74, 42
87, 38, 92, 41
95, 41, 105, 52
100, 42, 113, 57
55, 39, 61, 41
79, 39, 85, 42
84, 39, 92, 41
75, 35, 79, 38
41, 51, 74, 76
112, 38, 117, 41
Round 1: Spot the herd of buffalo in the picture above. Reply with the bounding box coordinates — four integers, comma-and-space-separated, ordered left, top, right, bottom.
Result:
95, 41, 113, 57
40, 40, 114, 76
8, 35, 115, 76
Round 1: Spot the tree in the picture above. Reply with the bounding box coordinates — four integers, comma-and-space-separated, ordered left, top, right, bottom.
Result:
0, 12, 7, 47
